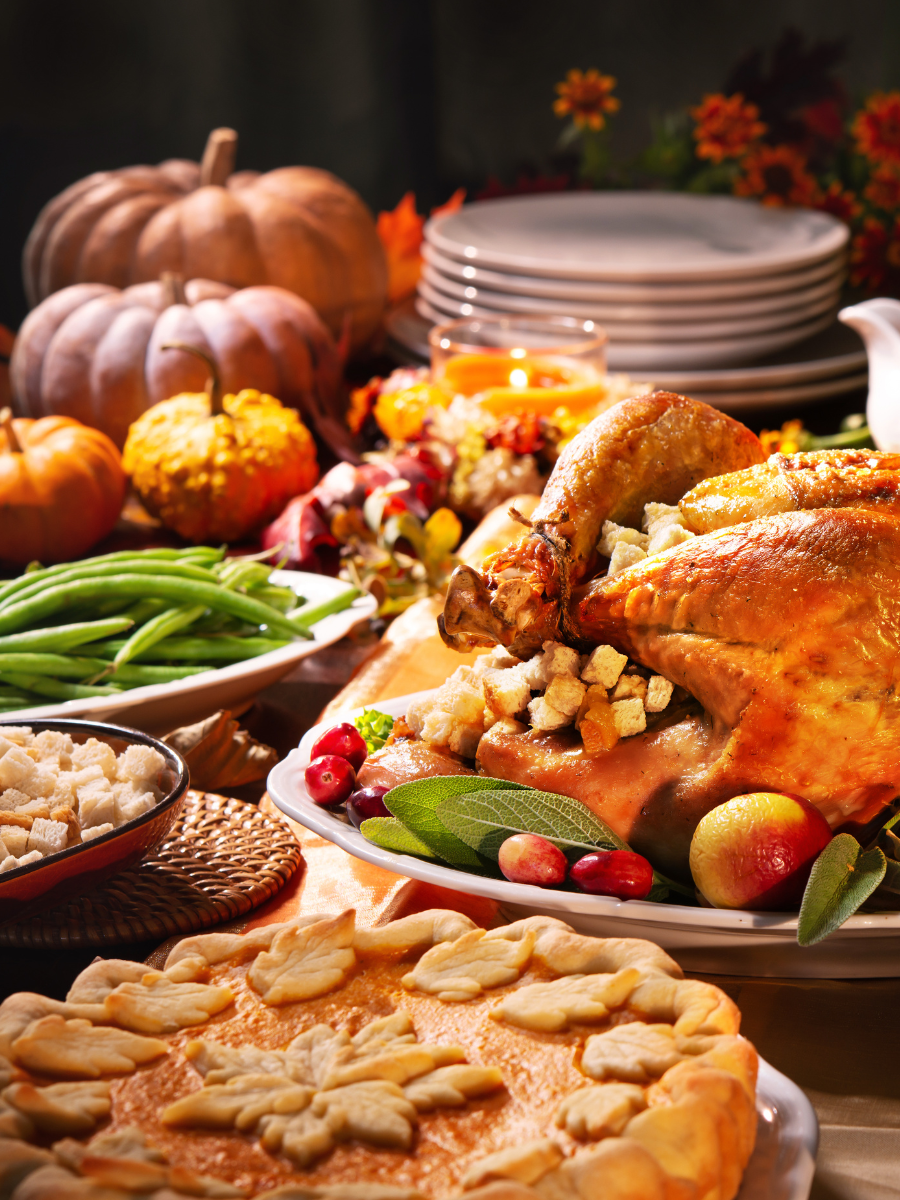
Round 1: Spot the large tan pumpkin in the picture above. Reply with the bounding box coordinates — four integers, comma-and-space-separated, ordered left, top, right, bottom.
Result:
22, 128, 388, 352
10, 276, 350, 452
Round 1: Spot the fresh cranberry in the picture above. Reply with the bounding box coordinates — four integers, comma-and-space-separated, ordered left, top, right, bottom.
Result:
305, 755, 357, 806
498, 834, 568, 887
310, 723, 368, 772
569, 850, 654, 900
347, 786, 391, 828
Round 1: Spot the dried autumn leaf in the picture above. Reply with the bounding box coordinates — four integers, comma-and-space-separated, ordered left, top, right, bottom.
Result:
164, 710, 278, 789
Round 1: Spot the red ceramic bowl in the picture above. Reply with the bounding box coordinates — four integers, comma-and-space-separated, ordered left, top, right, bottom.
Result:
0, 718, 189, 922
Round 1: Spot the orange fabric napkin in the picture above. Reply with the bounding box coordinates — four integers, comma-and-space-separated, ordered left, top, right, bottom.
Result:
244, 795, 498, 932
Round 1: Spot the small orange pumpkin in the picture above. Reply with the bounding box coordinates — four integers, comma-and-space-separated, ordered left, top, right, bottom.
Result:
0, 408, 126, 565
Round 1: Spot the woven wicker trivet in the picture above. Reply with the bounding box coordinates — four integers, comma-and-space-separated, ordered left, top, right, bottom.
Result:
0, 791, 303, 950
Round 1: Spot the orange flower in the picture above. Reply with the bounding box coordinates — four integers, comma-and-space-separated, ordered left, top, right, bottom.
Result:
849, 215, 900, 290
734, 144, 821, 207
864, 164, 900, 212
853, 92, 900, 165
816, 181, 862, 224
554, 69, 620, 131
759, 420, 807, 457
690, 93, 767, 162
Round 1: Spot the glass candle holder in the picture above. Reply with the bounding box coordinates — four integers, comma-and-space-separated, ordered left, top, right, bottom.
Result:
428, 315, 608, 416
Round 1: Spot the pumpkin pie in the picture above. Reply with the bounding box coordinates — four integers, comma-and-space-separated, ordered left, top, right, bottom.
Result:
0, 909, 758, 1200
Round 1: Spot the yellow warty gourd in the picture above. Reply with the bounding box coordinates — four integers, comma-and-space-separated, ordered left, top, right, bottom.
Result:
123, 344, 318, 543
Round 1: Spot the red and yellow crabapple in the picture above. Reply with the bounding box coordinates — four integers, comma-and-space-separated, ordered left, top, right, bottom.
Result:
498, 834, 568, 887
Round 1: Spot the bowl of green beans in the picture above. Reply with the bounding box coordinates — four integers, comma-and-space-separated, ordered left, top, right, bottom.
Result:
0, 547, 376, 735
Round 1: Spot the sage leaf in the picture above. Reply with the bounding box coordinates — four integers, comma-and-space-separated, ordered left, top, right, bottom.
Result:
434, 788, 629, 861
384, 776, 527, 868
879, 857, 900, 896
647, 870, 697, 904
797, 834, 887, 946
359, 817, 437, 859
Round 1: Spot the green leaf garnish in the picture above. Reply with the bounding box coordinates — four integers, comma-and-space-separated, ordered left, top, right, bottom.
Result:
797, 833, 887, 946
646, 870, 697, 904
434, 788, 628, 861
353, 708, 394, 755
383, 776, 528, 868
359, 817, 437, 858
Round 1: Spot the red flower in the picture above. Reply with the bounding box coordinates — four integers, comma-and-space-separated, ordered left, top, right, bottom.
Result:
734, 145, 821, 207
553, 69, 620, 131
849, 216, 900, 290
815, 181, 862, 224
864, 164, 900, 212
691, 93, 767, 163
853, 92, 900, 165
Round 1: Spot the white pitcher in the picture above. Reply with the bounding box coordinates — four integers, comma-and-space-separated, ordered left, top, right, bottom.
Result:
839, 297, 900, 451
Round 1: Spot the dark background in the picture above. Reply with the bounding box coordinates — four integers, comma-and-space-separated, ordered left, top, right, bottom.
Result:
0, 0, 897, 331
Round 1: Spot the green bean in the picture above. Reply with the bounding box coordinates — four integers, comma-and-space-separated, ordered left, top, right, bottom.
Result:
0, 699, 39, 712
0, 673, 123, 699
0, 574, 307, 639
0, 618, 135, 654
0, 548, 224, 607
106, 661, 208, 684
289, 587, 361, 631
118, 598, 171, 625
90, 635, 290, 662
0, 560, 222, 613
0, 653, 107, 678
113, 604, 207, 666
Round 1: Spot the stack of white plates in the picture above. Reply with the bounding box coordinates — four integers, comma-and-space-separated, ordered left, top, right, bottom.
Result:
417, 193, 858, 392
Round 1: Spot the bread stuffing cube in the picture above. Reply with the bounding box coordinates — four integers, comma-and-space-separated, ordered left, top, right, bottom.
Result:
611, 697, 647, 738
484, 645, 520, 671
0, 728, 32, 746
611, 675, 648, 704
16, 850, 43, 867
448, 724, 482, 758
404, 697, 430, 738
581, 645, 628, 689
27, 818, 68, 857
77, 778, 116, 829
598, 521, 649, 558
645, 676, 675, 712
49, 775, 76, 808
641, 502, 685, 534
607, 542, 647, 577
491, 717, 527, 737
72, 738, 118, 781
82, 822, 115, 842
647, 524, 696, 555
32, 730, 74, 765
516, 654, 547, 691
0, 826, 28, 857
115, 743, 165, 787
0, 855, 18, 873
0, 789, 32, 811
22, 766, 57, 799
114, 785, 156, 825
528, 696, 571, 732
17, 800, 50, 818
434, 673, 485, 726
0, 746, 35, 791
420, 709, 457, 749
482, 668, 531, 718
541, 641, 582, 680
544, 673, 587, 718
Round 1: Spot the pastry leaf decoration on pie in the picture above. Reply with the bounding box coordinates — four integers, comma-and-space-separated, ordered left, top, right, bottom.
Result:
434, 788, 628, 860
797, 833, 886, 946
383, 776, 528, 868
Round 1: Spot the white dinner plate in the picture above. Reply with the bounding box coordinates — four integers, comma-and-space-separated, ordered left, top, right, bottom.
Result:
0, 572, 377, 737
422, 261, 845, 325
426, 194, 849, 282
668, 371, 868, 413
743, 1060, 818, 1200
269, 692, 900, 979
417, 275, 841, 342
423, 241, 846, 303
416, 295, 837, 371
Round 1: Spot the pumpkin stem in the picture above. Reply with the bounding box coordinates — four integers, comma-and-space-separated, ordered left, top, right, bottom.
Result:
161, 343, 224, 416
161, 272, 187, 307
0, 408, 22, 454
200, 128, 238, 188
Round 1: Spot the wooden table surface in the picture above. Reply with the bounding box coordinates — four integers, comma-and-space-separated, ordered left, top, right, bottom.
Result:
5, 623, 899, 1199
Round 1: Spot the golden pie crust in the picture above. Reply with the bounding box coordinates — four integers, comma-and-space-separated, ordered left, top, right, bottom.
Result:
0, 909, 758, 1200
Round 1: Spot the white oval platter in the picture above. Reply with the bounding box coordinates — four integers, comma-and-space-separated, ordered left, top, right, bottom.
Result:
268, 692, 900, 979
0, 572, 377, 736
